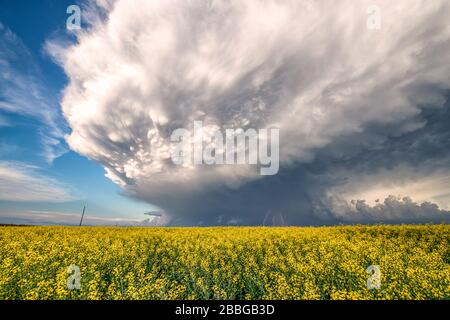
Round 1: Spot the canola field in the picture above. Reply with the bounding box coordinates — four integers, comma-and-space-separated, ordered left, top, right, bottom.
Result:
0, 225, 449, 300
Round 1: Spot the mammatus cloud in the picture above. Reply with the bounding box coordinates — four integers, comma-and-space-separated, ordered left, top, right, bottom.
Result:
50, 0, 450, 225
0, 161, 77, 202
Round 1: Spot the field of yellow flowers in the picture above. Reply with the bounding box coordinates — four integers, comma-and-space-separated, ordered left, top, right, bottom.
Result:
0, 225, 448, 300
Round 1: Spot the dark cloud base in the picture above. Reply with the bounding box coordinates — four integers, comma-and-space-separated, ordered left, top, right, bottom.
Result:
148, 94, 450, 226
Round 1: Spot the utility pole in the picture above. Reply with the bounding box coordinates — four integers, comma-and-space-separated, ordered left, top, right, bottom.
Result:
79, 205, 86, 226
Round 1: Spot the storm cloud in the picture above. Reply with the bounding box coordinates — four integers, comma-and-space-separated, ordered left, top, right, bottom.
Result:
50, 0, 450, 225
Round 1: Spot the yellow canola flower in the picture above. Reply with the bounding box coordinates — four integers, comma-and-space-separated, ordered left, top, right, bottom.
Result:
0, 225, 448, 300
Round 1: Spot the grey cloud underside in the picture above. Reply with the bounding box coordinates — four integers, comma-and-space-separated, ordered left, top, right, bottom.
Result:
131, 95, 450, 226
54, 0, 450, 225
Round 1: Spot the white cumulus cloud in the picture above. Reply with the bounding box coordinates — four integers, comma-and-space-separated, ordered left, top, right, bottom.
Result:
50, 0, 450, 224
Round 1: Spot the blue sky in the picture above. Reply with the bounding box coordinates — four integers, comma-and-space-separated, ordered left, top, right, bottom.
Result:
0, 0, 153, 224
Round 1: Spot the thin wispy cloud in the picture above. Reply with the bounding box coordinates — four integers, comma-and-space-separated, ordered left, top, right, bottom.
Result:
0, 210, 165, 226
0, 161, 77, 202
0, 23, 67, 163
